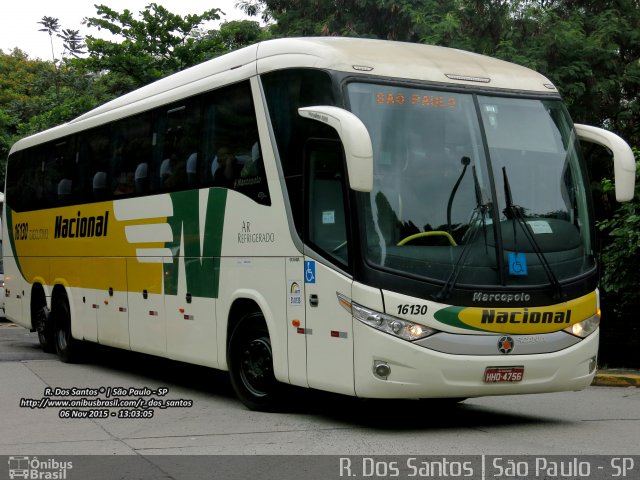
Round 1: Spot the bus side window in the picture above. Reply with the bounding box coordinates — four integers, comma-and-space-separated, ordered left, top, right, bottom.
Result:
42, 138, 74, 208
201, 81, 270, 205
154, 102, 200, 193
112, 113, 152, 197
5, 150, 37, 212
79, 125, 112, 203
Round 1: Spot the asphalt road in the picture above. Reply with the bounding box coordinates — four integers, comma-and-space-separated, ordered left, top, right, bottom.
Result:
1, 319, 639, 459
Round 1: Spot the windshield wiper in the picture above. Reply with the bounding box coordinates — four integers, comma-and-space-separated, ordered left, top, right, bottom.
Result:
437, 162, 489, 301
447, 156, 470, 234
502, 166, 563, 300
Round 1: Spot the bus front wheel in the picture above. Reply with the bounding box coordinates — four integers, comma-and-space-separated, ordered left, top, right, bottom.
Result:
52, 296, 81, 363
228, 312, 281, 411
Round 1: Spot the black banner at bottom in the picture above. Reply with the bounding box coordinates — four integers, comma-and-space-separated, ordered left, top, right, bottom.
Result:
1, 455, 638, 480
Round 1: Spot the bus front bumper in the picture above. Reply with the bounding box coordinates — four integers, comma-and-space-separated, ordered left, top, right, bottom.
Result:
353, 321, 598, 399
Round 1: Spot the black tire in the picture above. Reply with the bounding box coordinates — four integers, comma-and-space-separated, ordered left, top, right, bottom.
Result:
52, 296, 81, 363
227, 312, 281, 411
35, 304, 55, 353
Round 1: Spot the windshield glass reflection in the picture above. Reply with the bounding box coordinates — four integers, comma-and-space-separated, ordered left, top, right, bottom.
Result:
347, 82, 594, 288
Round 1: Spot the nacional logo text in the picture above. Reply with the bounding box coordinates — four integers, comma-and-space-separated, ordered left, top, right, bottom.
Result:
54, 211, 109, 239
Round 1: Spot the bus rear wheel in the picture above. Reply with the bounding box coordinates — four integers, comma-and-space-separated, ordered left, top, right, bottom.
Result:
52, 296, 81, 363
35, 305, 55, 353
228, 313, 281, 411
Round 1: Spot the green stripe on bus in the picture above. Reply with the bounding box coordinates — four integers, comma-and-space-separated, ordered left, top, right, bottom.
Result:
163, 188, 227, 298
433, 306, 485, 332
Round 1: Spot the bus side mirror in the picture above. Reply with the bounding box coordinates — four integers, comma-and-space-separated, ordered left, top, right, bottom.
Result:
299, 106, 373, 192
574, 124, 636, 202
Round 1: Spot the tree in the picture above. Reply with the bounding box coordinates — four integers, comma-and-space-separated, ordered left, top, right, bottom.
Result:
37, 16, 63, 100
82, 3, 223, 88
0, 49, 57, 184
37, 16, 61, 63
240, 0, 639, 149
0, 108, 16, 181
0, 49, 54, 126
0, 4, 270, 186
58, 29, 86, 58
509, 1, 640, 148
215, 20, 270, 51
596, 148, 640, 367
597, 149, 640, 305
0, 46, 113, 186
238, 0, 418, 39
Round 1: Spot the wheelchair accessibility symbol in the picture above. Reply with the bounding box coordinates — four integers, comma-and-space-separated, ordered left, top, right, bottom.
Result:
304, 261, 316, 284
508, 252, 528, 276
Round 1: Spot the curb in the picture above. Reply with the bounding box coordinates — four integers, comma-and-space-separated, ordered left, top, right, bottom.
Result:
592, 371, 640, 387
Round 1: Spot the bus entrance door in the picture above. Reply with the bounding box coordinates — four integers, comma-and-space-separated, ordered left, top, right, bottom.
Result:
302, 138, 355, 395
303, 259, 355, 396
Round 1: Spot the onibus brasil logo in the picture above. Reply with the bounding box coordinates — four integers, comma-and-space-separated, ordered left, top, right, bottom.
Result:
8, 456, 72, 479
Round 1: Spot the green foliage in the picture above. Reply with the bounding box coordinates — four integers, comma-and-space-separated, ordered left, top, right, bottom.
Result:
241, 0, 640, 148
0, 49, 55, 160
0, 5, 271, 187
0, 109, 16, 181
239, 0, 419, 39
215, 20, 271, 51
58, 29, 86, 58
82, 3, 224, 87
2, 1, 638, 198
597, 149, 640, 305
0, 48, 113, 186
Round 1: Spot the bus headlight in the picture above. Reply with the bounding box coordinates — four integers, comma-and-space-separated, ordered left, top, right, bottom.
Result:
564, 312, 600, 338
352, 302, 436, 341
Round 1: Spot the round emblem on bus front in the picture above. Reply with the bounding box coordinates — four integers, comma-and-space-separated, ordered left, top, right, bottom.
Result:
497, 336, 515, 354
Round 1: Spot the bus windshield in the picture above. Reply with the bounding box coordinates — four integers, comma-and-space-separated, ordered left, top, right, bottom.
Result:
347, 82, 594, 288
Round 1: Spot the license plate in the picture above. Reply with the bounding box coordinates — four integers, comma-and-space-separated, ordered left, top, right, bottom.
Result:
484, 366, 524, 383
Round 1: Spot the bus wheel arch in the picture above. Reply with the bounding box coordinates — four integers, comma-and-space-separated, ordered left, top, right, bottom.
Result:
31, 283, 54, 353
226, 301, 282, 411
51, 285, 81, 363
225, 296, 285, 374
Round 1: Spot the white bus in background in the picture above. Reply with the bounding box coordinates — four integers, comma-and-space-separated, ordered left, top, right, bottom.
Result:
2, 37, 635, 410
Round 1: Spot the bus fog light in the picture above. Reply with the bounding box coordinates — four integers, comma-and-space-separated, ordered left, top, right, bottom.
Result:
373, 361, 391, 379
589, 357, 597, 374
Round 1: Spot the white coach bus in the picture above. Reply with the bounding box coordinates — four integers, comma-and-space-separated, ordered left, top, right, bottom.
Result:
2, 37, 635, 409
